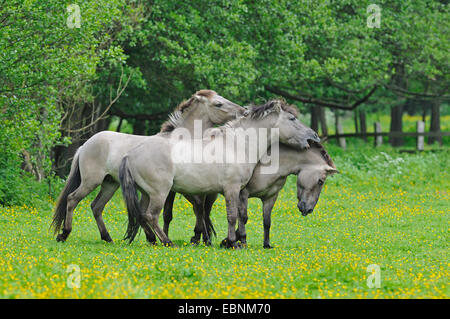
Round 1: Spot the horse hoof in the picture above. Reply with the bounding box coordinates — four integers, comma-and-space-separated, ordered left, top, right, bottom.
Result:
232, 242, 242, 249
56, 234, 66, 242
203, 239, 212, 247
220, 238, 240, 249
220, 238, 228, 248
101, 235, 113, 243
163, 241, 174, 247
263, 244, 273, 249
190, 237, 200, 246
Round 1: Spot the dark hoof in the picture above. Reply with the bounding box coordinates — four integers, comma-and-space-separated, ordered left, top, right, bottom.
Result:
163, 241, 174, 247
56, 234, 66, 242
190, 236, 200, 246
263, 244, 274, 249
239, 241, 248, 248
101, 234, 114, 243
220, 238, 241, 249
203, 239, 212, 246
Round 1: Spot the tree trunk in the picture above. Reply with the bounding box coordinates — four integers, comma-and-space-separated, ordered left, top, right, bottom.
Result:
310, 105, 319, 133
52, 102, 110, 178
133, 119, 147, 136
389, 104, 404, 147
116, 117, 124, 132
319, 106, 328, 136
428, 99, 441, 145
354, 109, 359, 134
359, 110, 367, 142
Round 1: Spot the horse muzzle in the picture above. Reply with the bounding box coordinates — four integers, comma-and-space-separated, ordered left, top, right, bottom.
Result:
298, 201, 313, 216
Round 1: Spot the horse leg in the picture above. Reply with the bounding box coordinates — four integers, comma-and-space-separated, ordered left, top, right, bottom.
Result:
139, 193, 157, 245
262, 194, 278, 249
162, 191, 176, 237
90, 177, 118, 242
141, 192, 173, 246
185, 195, 206, 245
220, 186, 241, 249
57, 180, 99, 242
236, 189, 249, 246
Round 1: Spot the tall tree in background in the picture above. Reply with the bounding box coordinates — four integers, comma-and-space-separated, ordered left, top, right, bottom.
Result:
0, 0, 131, 201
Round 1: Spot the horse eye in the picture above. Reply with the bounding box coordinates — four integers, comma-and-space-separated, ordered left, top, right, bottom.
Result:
318, 179, 324, 185
215, 103, 223, 108
289, 117, 296, 121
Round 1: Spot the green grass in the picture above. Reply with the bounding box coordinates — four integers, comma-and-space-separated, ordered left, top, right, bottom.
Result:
0, 144, 448, 298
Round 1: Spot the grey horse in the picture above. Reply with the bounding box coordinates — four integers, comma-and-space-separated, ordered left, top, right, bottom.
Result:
162, 124, 337, 248
51, 90, 244, 242
119, 100, 320, 248
233, 142, 338, 248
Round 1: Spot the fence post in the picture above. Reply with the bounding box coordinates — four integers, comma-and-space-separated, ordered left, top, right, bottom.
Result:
417, 120, 425, 151
337, 122, 346, 149
374, 122, 382, 147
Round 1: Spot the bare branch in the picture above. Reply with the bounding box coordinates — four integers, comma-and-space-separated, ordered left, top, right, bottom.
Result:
109, 109, 168, 121
265, 85, 378, 110
385, 84, 449, 99
64, 69, 133, 134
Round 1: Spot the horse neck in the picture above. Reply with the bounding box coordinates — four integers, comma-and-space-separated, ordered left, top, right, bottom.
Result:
231, 117, 279, 163
278, 145, 326, 176
178, 103, 214, 133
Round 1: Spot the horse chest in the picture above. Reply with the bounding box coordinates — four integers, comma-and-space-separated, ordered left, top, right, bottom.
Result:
248, 176, 287, 198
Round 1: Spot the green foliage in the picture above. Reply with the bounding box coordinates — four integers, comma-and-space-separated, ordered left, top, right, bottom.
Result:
0, 0, 129, 203
0, 1, 448, 205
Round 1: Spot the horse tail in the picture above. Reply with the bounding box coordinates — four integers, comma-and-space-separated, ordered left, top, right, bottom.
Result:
119, 156, 142, 243
51, 149, 81, 234
203, 197, 216, 238
204, 214, 216, 238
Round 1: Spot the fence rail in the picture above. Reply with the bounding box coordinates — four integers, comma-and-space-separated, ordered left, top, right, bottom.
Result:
323, 120, 448, 151
327, 131, 450, 138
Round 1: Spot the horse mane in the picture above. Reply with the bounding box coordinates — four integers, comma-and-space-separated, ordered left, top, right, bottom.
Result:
310, 141, 336, 168
249, 99, 299, 119
221, 99, 299, 131
160, 90, 217, 133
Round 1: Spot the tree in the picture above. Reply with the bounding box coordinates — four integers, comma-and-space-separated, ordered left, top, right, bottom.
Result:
0, 0, 130, 202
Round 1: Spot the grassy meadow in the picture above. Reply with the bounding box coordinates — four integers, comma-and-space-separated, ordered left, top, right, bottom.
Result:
0, 140, 448, 299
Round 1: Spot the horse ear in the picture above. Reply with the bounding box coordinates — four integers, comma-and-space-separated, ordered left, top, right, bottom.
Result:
325, 167, 339, 175
272, 100, 283, 113
193, 94, 209, 103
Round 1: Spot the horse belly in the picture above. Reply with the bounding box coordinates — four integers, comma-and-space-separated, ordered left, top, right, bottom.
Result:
172, 164, 224, 194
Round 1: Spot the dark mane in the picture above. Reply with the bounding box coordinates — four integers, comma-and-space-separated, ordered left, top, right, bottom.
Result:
160, 120, 177, 133
160, 90, 217, 133
249, 99, 299, 119
311, 141, 336, 168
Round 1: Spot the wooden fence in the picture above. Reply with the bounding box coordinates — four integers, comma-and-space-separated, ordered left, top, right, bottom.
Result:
325, 121, 449, 151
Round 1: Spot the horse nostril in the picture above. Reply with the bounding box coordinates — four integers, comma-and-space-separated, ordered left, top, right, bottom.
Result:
298, 201, 306, 212
307, 208, 314, 214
